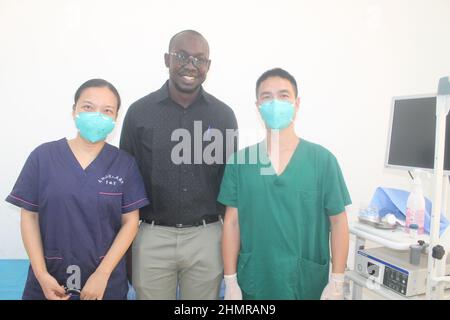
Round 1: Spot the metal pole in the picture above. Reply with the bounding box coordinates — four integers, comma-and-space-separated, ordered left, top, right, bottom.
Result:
426, 77, 450, 299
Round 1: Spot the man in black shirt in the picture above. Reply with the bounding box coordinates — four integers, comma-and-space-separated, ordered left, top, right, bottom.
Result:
120, 30, 238, 299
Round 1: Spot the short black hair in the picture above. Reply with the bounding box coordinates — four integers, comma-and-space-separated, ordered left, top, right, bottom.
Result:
74, 78, 121, 110
255, 68, 298, 98
168, 30, 208, 54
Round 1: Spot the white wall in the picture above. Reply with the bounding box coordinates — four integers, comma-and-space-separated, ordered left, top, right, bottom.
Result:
1, 0, 450, 258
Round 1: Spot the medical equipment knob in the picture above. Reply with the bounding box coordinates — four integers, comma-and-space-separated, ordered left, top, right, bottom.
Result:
432, 245, 445, 260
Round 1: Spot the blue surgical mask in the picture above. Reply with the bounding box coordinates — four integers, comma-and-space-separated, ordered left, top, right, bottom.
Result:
259, 99, 295, 130
75, 112, 115, 143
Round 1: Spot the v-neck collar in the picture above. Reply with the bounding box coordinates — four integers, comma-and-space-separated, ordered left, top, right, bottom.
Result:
62, 138, 110, 177
258, 138, 302, 178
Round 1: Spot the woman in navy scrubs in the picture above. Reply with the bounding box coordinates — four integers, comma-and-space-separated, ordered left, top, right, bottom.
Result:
5, 79, 149, 300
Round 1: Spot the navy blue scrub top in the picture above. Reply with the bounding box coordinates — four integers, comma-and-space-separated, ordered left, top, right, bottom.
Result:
5, 138, 150, 300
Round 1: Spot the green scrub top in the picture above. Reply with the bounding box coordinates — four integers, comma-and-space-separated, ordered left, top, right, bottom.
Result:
218, 139, 351, 300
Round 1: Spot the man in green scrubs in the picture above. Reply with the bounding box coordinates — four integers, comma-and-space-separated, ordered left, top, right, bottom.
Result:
219, 68, 351, 300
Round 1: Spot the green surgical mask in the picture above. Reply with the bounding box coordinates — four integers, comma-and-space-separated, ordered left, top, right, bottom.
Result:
75, 112, 115, 143
259, 100, 295, 130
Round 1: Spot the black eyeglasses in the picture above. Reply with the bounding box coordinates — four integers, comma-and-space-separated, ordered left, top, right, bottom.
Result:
168, 52, 209, 68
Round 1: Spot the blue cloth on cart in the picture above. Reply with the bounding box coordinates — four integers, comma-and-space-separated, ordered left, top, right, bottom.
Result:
370, 187, 449, 235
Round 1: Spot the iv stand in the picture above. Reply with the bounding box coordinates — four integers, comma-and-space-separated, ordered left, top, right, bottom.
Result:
427, 76, 450, 299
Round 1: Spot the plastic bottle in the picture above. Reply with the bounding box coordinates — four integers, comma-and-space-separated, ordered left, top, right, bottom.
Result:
405, 177, 426, 235
409, 223, 419, 239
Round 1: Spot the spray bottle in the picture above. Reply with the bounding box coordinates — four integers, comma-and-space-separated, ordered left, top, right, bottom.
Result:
405, 176, 426, 235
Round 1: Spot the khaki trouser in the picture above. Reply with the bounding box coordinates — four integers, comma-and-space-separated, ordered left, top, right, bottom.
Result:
132, 220, 223, 300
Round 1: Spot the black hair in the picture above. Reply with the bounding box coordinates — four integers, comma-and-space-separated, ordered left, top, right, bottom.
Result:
168, 30, 209, 54
255, 68, 298, 98
74, 78, 121, 110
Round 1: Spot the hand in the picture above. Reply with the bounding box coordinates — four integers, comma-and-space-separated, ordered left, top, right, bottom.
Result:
320, 273, 345, 300
224, 273, 243, 300
37, 272, 70, 300
80, 270, 110, 300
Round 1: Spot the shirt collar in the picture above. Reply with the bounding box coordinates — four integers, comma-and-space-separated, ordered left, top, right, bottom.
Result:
154, 80, 212, 105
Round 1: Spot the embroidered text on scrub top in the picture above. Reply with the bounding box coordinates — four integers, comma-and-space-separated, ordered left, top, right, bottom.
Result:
98, 174, 124, 185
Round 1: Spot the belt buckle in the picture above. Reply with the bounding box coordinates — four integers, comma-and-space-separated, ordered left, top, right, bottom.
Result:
175, 223, 184, 228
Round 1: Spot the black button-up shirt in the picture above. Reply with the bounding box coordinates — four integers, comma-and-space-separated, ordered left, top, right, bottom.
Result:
120, 81, 238, 225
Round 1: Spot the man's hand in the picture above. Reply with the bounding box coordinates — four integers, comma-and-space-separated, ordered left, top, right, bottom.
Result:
224, 273, 243, 300
320, 273, 345, 300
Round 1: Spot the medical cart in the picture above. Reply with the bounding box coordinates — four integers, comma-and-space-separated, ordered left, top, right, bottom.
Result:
346, 77, 450, 300
346, 220, 432, 300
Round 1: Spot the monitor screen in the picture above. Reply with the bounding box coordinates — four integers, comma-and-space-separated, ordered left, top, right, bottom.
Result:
385, 94, 450, 172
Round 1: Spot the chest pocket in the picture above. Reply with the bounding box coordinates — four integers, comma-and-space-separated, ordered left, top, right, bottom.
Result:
297, 189, 321, 225
97, 192, 123, 232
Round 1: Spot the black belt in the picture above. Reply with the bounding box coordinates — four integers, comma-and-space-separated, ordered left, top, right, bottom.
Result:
142, 215, 222, 228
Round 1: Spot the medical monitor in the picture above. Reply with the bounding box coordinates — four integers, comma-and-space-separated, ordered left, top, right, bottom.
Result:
385, 94, 450, 174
